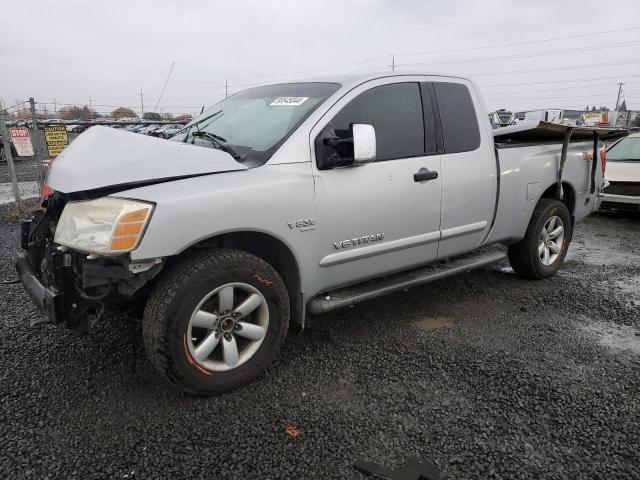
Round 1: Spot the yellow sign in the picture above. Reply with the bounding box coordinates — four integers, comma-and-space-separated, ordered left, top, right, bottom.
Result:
44, 125, 69, 158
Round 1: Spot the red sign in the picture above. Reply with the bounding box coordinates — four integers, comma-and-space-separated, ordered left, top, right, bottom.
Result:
9, 127, 34, 157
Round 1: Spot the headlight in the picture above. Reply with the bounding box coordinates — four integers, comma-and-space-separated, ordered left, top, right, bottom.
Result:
54, 197, 154, 255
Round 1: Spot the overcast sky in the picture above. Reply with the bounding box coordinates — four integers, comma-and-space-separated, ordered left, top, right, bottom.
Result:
1, 0, 639, 117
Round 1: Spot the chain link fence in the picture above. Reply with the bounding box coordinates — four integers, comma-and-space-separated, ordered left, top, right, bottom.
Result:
1, 99, 186, 215
0, 101, 45, 215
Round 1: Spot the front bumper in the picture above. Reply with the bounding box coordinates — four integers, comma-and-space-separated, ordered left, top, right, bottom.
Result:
17, 209, 164, 331
16, 255, 62, 324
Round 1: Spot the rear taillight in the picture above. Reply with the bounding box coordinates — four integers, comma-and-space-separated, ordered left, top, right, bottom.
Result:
600, 148, 607, 175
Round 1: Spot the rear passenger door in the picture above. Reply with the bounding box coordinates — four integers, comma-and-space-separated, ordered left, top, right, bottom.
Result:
431, 79, 497, 259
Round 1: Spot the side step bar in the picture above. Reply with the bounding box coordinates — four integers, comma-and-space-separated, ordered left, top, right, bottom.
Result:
307, 248, 507, 315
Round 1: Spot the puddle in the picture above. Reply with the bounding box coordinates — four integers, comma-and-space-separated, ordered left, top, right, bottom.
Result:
414, 316, 455, 331
582, 321, 640, 355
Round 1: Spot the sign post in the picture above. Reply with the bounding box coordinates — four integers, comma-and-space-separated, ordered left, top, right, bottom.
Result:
29, 97, 44, 187
0, 110, 22, 208
44, 125, 69, 158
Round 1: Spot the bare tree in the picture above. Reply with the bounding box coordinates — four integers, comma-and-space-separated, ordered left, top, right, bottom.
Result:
111, 107, 138, 119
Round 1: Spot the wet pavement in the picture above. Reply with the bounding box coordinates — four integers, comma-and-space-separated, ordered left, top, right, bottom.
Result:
0, 210, 638, 479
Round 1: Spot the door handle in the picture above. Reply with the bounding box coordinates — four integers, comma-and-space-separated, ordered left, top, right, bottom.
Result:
413, 169, 438, 182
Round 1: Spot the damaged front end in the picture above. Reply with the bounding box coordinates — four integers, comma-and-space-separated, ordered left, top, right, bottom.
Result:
16, 192, 163, 332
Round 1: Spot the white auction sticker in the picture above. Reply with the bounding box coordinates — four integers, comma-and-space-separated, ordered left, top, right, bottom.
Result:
270, 96, 309, 106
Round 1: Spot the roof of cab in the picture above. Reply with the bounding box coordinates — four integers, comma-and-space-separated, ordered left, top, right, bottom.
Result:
274, 71, 473, 89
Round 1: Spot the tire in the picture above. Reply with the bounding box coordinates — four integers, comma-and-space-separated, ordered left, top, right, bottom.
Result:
508, 199, 572, 279
143, 249, 290, 395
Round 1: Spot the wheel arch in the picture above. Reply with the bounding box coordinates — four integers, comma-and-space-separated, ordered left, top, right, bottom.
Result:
540, 181, 576, 218
173, 230, 305, 330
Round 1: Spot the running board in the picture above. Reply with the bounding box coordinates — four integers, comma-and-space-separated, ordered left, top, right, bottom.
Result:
307, 248, 507, 315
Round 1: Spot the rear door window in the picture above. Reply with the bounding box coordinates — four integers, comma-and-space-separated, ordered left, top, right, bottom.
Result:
433, 82, 481, 153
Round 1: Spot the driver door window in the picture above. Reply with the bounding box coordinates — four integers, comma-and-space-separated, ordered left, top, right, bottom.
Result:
329, 82, 425, 161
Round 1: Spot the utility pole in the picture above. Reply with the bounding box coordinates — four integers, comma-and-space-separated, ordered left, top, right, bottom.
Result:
88, 97, 92, 109
225, 79, 229, 99
140, 89, 144, 117
390, 55, 395, 71
29, 97, 44, 187
615, 82, 624, 110
0, 109, 22, 209
53, 98, 57, 117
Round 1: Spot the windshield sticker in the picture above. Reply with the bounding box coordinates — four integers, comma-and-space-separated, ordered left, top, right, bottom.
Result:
270, 96, 309, 106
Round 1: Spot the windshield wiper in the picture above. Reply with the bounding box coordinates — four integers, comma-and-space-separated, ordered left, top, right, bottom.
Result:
191, 131, 243, 160
180, 110, 223, 135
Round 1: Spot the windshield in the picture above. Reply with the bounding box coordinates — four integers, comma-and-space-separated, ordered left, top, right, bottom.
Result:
607, 137, 640, 162
175, 82, 340, 166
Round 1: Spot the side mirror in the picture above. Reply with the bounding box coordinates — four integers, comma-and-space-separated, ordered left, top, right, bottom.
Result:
352, 123, 376, 164
315, 123, 376, 170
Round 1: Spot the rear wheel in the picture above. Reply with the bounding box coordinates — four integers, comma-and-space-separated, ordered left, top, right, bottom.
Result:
508, 199, 572, 279
143, 249, 289, 395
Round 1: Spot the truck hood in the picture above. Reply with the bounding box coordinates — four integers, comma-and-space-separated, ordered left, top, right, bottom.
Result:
46, 126, 247, 193
605, 161, 640, 183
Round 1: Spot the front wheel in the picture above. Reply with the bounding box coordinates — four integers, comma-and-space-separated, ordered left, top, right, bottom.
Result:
143, 249, 290, 395
508, 199, 572, 279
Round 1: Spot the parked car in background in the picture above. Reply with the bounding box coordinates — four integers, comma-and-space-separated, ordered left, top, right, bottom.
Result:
153, 124, 184, 138
130, 124, 148, 133
65, 125, 77, 132
72, 124, 92, 133
601, 132, 640, 211
137, 124, 160, 135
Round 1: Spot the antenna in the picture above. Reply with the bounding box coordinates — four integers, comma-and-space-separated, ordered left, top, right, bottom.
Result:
154, 61, 175, 113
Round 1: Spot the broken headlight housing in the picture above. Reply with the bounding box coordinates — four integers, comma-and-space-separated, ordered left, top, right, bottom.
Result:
54, 197, 154, 255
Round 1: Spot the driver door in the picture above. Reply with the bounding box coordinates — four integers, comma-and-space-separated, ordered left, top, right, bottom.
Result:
310, 78, 442, 292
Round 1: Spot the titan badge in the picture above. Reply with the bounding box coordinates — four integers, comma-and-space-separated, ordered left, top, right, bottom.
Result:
334, 233, 384, 249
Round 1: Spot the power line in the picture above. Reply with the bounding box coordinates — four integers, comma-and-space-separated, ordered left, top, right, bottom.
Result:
479, 74, 640, 88
480, 82, 640, 96
2, 100, 27, 111
150, 25, 640, 93
483, 93, 633, 101
38, 101, 200, 109
394, 26, 640, 57
470, 59, 640, 77
396, 40, 640, 67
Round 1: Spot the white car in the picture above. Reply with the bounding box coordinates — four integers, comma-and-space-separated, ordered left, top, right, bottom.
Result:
602, 132, 640, 211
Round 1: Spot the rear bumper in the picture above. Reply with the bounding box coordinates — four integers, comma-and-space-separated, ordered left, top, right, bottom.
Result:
15, 254, 62, 323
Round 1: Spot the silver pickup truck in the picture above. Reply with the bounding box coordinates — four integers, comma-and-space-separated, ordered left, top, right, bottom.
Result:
16, 73, 622, 394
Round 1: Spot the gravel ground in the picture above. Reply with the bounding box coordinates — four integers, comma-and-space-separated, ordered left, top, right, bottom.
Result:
0, 159, 41, 184
1, 211, 639, 479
